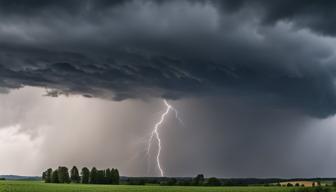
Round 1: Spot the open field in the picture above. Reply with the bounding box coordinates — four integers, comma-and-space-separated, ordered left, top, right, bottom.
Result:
0, 180, 313, 192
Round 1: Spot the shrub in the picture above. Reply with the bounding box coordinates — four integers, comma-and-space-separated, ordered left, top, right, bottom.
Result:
160, 178, 177, 186
206, 177, 221, 186
332, 181, 336, 187
177, 180, 191, 186
126, 179, 145, 185
192, 174, 204, 186
291, 186, 330, 192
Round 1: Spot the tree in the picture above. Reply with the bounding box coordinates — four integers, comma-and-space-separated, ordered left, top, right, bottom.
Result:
206, 177, 221, 186
58, 166, 70, 183
45, 168, 53, 183
70, 166, 80, 183
42, 166, 120, 185
51, 170, 59, 183
111, 168, 120, 184
192, 174, 205, 186
42, 172, 46, 181
114, 169, 120, 184
90, 167, 98, 184
81, 167, 90, 184
105, 169, 112, 184
96, 170, 106, 184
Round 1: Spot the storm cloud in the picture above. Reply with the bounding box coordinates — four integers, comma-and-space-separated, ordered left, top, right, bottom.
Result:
1, 0, 336, 117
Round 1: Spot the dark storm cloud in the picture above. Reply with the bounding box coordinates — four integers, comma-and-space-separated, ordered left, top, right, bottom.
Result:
214, 0, 336, 35
1, 0, 336, 117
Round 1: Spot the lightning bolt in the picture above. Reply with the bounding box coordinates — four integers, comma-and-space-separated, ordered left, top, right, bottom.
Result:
147, 99, 182, 177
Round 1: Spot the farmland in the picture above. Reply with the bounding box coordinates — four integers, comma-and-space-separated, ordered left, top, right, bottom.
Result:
0, 180, 315, 192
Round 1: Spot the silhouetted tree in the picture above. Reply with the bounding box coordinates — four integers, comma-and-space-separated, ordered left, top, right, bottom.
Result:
70, 166, 80, 183
105, 168, 112, 184
42, 172, 46, 181
111, 168, 120, 184
45, 168, 52, 183
51, 170, 59, 183
96, 170, 106, 184
115, 169, 120, 184
42, 166, 120, 185
58, 166, 70, 183
90, 167, 97, 184
192, 174, 205, 186
81, 167, 90, 184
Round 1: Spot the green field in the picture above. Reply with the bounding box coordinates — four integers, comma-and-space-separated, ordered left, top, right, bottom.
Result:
0, 180, 306, 192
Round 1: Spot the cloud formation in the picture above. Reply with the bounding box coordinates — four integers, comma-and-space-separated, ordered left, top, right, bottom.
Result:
1, 0, 336, 117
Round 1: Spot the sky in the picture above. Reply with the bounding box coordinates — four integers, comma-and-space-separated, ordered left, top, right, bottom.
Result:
1, 0, 336, 178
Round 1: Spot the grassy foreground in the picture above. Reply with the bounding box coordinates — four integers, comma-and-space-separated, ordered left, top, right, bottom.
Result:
0, 180, 299, 192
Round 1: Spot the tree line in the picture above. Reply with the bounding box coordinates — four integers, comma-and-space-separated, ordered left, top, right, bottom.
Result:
160, 174, 221, 186
42, 166, 120, 185
124, 174, 222, 186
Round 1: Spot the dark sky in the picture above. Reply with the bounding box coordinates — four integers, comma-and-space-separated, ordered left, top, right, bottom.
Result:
1, 0, 336, 177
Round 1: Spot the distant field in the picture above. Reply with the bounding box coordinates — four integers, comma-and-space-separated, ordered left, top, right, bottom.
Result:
0, 181, 299, 192
279, 181, 325, 187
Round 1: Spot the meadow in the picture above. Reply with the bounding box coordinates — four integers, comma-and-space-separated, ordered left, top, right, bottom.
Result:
0, 180, 306, 192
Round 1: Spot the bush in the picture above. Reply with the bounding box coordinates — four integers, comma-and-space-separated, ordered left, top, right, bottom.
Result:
177, 180, 191, 186
291, 186, 330, 192
206, 177, 221, 186
160, 178, 177, 186
126, 179, 145, 185
192, 174, 204, 186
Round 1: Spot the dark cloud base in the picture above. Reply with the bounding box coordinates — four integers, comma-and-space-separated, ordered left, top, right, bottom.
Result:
1, 0, 336, 117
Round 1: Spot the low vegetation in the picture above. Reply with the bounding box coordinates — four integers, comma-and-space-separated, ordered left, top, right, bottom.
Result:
0, 180, 298, 192
291, 186, 331, 192
1, 179, 335, 192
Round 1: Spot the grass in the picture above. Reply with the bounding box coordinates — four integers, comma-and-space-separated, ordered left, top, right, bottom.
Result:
0, 180, 303, 192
